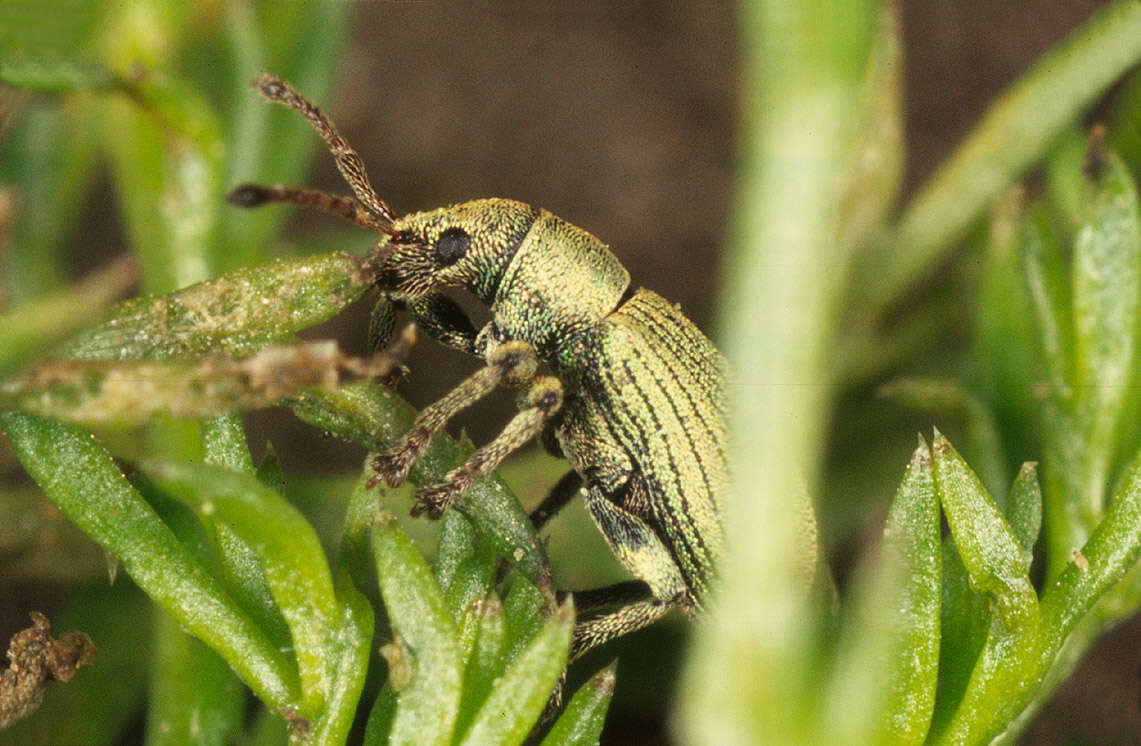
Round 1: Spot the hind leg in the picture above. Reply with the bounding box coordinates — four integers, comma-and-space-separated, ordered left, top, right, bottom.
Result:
569, 485, 692, 660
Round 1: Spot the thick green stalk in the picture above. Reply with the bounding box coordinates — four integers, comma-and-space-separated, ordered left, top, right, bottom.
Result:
679, 0, 882, 741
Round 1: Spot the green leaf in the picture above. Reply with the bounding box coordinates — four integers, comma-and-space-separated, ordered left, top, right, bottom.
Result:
1007, 463, 1043, 568
145, 610, 245, 746
874, 437, 941, 744
540, 661, 617, 746
1070, 143, 1141, 518
143, 459, 338, 713
929, 538, 989, 737
199, 413, 252, 470
0, 258, 136, 376
434, 508, 498, 668
682, 0, 883, 739
453, 594, 509, 739
455, 598, 573, 746
931, 429, 1038, 627
823, 437, 940, 745
0, 99, 103, 302
854, 0, 1141, 319
62, 252, 372, 361
306, 576, 375, 746
372, 510, 462, 746
930, 433, 1044, 746
837, 1, 903, 252
0, 412, 299, 710
1040, 452, 1141, 640
503, 574, 553, 662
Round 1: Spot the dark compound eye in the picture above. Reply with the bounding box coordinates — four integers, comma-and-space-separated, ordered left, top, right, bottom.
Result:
434, 227, 470, 267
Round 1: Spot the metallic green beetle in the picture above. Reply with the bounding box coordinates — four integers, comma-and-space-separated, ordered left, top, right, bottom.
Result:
230, 74, 727, 661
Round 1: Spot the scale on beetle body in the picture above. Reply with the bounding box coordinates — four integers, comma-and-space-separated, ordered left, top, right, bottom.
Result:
229, 74, 727, 662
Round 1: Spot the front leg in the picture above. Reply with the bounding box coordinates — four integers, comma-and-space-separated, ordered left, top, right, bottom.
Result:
370, 340, 541, 489
368, 292, 479, 354
413, 374, 563, 518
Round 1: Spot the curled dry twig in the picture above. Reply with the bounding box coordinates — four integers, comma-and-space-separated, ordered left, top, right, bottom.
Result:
0, 612, 96, 730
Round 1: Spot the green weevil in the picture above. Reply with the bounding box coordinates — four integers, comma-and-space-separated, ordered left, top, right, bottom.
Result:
229, 74, 727, 662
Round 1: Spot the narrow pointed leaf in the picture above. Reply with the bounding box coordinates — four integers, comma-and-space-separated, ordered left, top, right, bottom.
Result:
61, 252, 373, 361
1007, 463, 1043, 569
144, 460, 337, 712
453, 595, 509, 739
456, 599, 573, 746
875, 437, 941, 743
929, 538, 989, 736
1070, 143, 1141, 516
1041, 453, 1141, 639
932, 430, 1038, 626
823, 437, 940, 745
435, 509, 497, 624
837, 1, 903, 251
504, 575, 552, 662
372, 510, 462, 746
202, 414, 255, 472
540, 661, 617, 746
306, 576, 374, 746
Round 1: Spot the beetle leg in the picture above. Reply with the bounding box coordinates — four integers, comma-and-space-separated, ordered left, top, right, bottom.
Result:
528, 470, 583, 530
413, 375, 563, 518
570, 484, 691, 660
370, 340, 539, 488
371, 292, 480, 354
572, 598, 671, 662
557, 580, 649, 613
368, 295, 398, 352
405, 293, 480, 354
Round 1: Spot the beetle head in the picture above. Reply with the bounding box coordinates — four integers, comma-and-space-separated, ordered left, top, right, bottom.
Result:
373, 198, 537, 303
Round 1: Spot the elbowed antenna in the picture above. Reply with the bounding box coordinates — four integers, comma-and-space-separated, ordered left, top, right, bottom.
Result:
226, 183, 393, 234
241, 73, 398, 234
